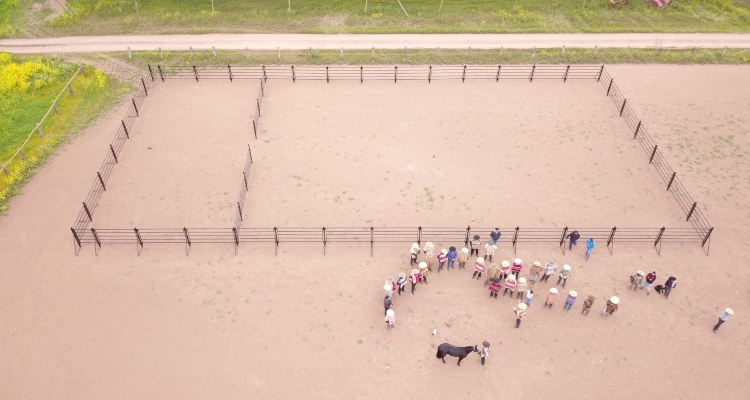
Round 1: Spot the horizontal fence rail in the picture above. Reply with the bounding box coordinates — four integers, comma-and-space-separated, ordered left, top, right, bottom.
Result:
73, 225, 707, 257
149, 64, 603, 83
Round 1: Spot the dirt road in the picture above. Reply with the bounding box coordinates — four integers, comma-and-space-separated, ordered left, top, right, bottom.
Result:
2, 33, 750, 53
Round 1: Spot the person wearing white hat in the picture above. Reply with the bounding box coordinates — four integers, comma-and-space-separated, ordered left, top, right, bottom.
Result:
396, 273, 408, 296
502, 274, 517, 297
384, 309, 395, 330
408, 268, 420, 295
383, 282, 394, 301
423, 242, 436, 271
556, 264, 572, 289
437, 249, 449, 272
457, 247, 470, 269
484, 241, 498, 262
419, 261, 430, 284
515, 277, 528, 300
541, 260, 557, 283
499, 260, 511, 281
409, 243, 420, 266
713, 308, 734, 332
513, 303, 528, 328
601, 296, 619, 317
628, 270, 645, 292
544, 288, 559, 309
529, 261, 543, 283
472, 257, 486, 280
563, 290, 578, 312
511, 258, 524, 278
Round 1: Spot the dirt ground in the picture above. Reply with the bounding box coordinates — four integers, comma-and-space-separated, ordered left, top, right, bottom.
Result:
92, 80, 256, 227
0, 65, 748, 399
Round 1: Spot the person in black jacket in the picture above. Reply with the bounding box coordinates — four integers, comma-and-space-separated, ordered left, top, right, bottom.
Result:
565, 230, 580, 251
664, 276, 677, 299
641, 271, 657, 295
490, 228, 501, 245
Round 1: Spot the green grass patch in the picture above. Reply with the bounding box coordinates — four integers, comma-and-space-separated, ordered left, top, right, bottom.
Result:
43, 0, 750, 36
0, 0, 21, 37
0, 53, 126, 213
119, 46, 750, 70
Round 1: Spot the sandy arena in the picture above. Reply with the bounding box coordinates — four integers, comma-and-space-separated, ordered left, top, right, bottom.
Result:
0, 65, 748, 399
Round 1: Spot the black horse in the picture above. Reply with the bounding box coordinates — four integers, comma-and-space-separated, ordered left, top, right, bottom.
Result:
436, 343, 478, 366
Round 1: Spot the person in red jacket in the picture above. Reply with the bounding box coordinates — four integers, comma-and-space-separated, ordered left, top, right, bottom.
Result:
472, 257, 486, 280
437, 249, 448, 272
641, 271, 657, 295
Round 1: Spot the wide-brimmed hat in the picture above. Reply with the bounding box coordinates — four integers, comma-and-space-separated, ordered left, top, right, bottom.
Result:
563, 264, 571, 271
637, 270, 645, 276
411, 243, 419, 249
398, 272, 406, 278
569, 290, 577, 297
449, 246, 456, 252
533, 261, 542, 267
425, 242, 433, 247
726, 308, 734, 315
506, 275, 516, 281
502, 260, 510, 267
462, 247, 469, 253
518, 303, 527, 310
491, 263, 498, 268
587, 295, 595, 301
441, 249, 448, 255
518, 277, 526, 284
483, 341, 490, 347
550, 288, 558, 294
514, 258, 522, 264
610, 296, 620, 305
473, 235, 480, 240
386, 309, 394, 317
419, 262, 427, 269
383, 284, 392, 291
477, 257, 485, 263
411, 269, 419, 274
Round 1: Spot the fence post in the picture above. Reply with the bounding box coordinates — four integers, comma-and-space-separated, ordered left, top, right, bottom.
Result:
666, 172, 677, 191
228, 65, 233, 82
428, 65, 432, 83
52, 101, 58, 114
559, 226, 568, 248
417, 225, 422, 245
633, 121, 641, 139
262, 65, 267, 82
141, 78, 148, 96
370, 226, 374, 256
212, 46, 216, 57
183, 227, 191, 248
701, 227, 714, 249
109, 144, 118, 163
464, 225, 470, 246
232, 227, 239, 254
134, 227, 144, 256
91, 228, 102, 253
649, 145, 658, 164
82, 201, 93, 221
17, 148, 24, 161
248, 144, 253, 163
529, 65, 535, 82
131, 98, 139, 117
67, 82, 74, 95
562, 45, 565, 55
257, 99, 261, 118
243, 171, 248, 190
653, 227, 665, 253
606, 78, 613, 96
686, 202, 698, 221
594, 45, 598, 55
157, 64, 165, 82
159, 47, 163, 59
237, 202, 243, 221
148, 64, 155, 81
291, 65, 296, 82
70, 227, 82, 250
189, 46, 193, 57
619, 99, 627, 116
192, 65, 199, 82
274, 227, 279, 255
496, 65, 501, 82
2, 165, 9, 176
326, 66, 329, 83
253, 120, 257, 139
128, 46, 132, 59
563, 65, 569, 82
532, 46, 536, 58
36, 122, 43, 137
121, 120, 129, 138
512, 226, 519, 254
97, 172, 107, 191
361, 66, 363, 84
596, 65, 604, 82
462, 65, 466, 82
322, 226, 327, 255
394, 66, 398, 83
606, 226, 616, 252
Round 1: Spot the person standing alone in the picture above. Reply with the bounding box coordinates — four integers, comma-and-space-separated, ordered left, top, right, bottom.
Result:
713, 308, 734, 332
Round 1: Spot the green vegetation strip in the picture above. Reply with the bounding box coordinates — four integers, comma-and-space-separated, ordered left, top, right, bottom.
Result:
0, 53, 124, 213
12, 0, 750, 37
120, 47, 750, 68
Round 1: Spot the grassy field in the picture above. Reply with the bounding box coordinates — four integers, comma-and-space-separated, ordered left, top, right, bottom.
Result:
6, 0, 749, 37
113, 46, 750, 70
0, 53, 124, 213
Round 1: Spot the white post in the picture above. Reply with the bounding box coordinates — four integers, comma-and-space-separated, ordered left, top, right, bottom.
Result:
439, 0, 444, 12
159, 47, 163, 59
128, 46, 132, 59
365, 0, 368, 13
246, 47, 250, 59
211, 0, 214, 13
562, 45, 565, 55
189, 46, 193, 57
594, 45, 598, 55
134, 0, 139, 13
278, 47, 281, 59
288, 0, 291, 12
397, 0, 410, 17
213, 46, 216, 57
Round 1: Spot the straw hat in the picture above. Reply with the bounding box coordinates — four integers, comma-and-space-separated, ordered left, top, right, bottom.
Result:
533, 261, 542, 267
514, 258, 522, 264
411, 243, 419, 249
726, 308, 734, 315
550, 288, 558, 294
462, 247, 469, 253
411, 269, 419, 275
518, 303, 527, 310
441, 249, 448, 255
569, 290, 577, 297
518, 277, 526, 284
637, 270, 645, 276
419, 262, 427, 269
398, 272, 406, 278
384, 284, 392, 291
507, 275, 516, 281
587, 295, 595, 302
501, 260, 510, 267
610, 296, 620, 305
563, 264, 571, 271
425, 242, 433, 247
477, 257, 485, 263
386, 309, 394, 317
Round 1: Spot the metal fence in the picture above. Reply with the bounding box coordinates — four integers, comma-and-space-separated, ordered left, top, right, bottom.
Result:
1, 65, 84, 179
70, 77, 152, 247
73, 225, 704, 257
70, 64, 713, 257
